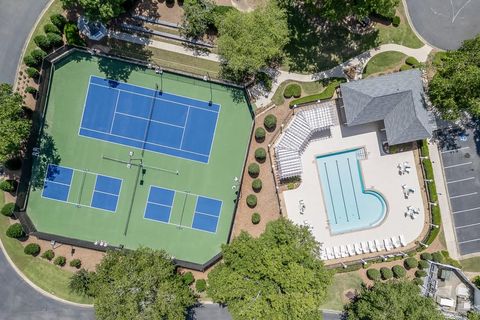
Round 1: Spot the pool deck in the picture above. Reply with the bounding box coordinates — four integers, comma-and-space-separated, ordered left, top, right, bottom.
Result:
282, 121, 428, 260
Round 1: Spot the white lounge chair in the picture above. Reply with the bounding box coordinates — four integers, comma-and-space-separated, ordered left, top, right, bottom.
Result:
354, 243, 363, 255
326, 247, 335, 260
334, 246, 342, 259
347, 244, 356, 256
340, 245, 349, 258
368, 240, 377, 252
375, 239, 385, 251
384, 238, 393, 251
361, 242, 370, 253
399, 235, 407, 247
391, 237, 401, 249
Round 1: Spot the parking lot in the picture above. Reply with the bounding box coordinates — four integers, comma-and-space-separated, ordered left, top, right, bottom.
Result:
439, 127, 480, 255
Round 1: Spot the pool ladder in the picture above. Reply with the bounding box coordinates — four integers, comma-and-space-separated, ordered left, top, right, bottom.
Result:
356, 148, 367, 160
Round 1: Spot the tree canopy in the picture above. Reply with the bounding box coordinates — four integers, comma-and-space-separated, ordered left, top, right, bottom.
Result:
89, 248, 195, 320
345, 280, 444, 320
0, 84, 30, 164
180, 0, 215, 40
61, 0, 127, 23
428, 35, 480, 120
217, 1, 289, 80
207, 218, 333, 320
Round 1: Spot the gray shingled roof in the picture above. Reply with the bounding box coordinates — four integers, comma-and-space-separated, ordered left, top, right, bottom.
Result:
340, 69, 433, 145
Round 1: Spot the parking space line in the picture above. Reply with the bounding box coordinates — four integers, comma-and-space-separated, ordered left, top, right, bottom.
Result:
456, 222, 480, 229
444, 162, 472, 169
441, 147, 470, 153
453, 206, 480, 214
450, 192, 478, 199
447, 177, 475, 184
458, 237, 480, 244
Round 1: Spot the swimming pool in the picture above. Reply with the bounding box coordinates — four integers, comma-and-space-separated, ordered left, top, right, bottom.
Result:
316, 149, 386, 234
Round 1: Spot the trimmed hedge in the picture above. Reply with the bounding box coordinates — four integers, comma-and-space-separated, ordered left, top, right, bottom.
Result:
380, 267, 393, 280
404, 257, 418, 270
366, 268, 381, 281
412, 278, 423, 286
289, 79, 346, 107
46, 32, 63, 48
50, 13, 67, 30
252, 179, 262, 192
44, 23, 61, 35
432, 252, 445, 264
255, 127, 266, 142
400, 64, 413, 71
26, 67, 40, 80
64, 22, 86, 46
54, 256, 66, 267
406, 56, 420, 67
246, 194, 257, 208
255, 147, 266, 162
392, 265, 406, 278
41, 249, 55, 261
25, 86, 37, 95
392, 16, 400, 27
34, 35, 51, 51
264, 114, 277, 131
24, 243, 41, 256
418, 260, 429, 270
182, 272, 195, 285
6, 223, 24, 239
251, 212, 261, 224
195, 279, 207, 292
415, 270, 427, 278
0, 180, 16, 192
1, 203, 15, 217
420, 252, 432, 261
248, 163, 260, 177
70, 259, 82, 269
283, 83, 301, 98
23, 55, 38, 68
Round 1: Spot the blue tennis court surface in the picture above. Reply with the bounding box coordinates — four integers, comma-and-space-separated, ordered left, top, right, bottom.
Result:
144, 186, 175, 223
79, 76, 220, 163
192, 196, 222, 233
42, 164, 73, 202
91, 175, 122, 212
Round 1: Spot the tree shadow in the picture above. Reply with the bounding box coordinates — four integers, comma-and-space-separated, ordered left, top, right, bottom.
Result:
129, 0, 161, 20
30, 130, 61, 190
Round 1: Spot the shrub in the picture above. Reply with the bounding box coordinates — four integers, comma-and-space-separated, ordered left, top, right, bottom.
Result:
415, 270, 427, 278
392, 265, 406, 278
246, 194, 257, 208
473, 276, 480, 289
418, 260, 429, 270
1, 203, 15, 217
380, 267, 393, 280
195, 279, 207, 292
0, 180, 15, 192
25, 86, 37, 95
252, 178, 262, 192
255, 127, 266, 142
44, 23, 61, 35
404, 257, 418, 270
289, 79, 346, 107
248, 163, 260, 178
6, 223, 24, 239
283, 83, 301, 98
432, 251, 445, 264
251, 212, 261, 224
54, 256, 66, 266
34, 35, 51, 51
41, 249, 55, 261
26, 67, 39, 80
4, 157, 22, 170
64, 22, 86, 46
392, 16, 400, 27
50, 13, 67, 30
441, 250, 462, 268
366, 268, 381, 281
23, 55, 38, 68
70, 259, 82, 269
406, 56, 420, 67
412, 277, 423, 286
263, 114, 277, 131
24, 243, 41, 256
420, 252, 432, 261
69, 268, 94, 297
255, 147, 266, 162
46, 33, 63, 48
182, 272, 195, 285
400, 64, 413, 71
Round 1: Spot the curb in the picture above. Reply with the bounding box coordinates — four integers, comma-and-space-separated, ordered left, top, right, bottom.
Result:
402, 0, 441, 51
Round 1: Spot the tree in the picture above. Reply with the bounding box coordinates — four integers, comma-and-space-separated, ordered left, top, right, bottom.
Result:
90, 248, 195, 320
345, 280, 444, 320
429, 34, 480, 120
207, 218, 333, 320
468, 311, 480, 320
217, 1, 289, 80
61, 0, 127, 23
0, 84, 31, 163
180, 0, 215, 40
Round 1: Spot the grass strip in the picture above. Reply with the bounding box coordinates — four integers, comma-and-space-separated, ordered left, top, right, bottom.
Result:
289, 79, 346, 107
25, 0, 64, 54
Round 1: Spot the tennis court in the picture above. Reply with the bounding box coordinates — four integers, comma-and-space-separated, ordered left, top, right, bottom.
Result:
80, 76, 220, 163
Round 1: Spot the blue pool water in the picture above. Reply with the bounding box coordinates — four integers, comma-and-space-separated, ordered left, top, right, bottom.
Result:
316, 149, 386, 234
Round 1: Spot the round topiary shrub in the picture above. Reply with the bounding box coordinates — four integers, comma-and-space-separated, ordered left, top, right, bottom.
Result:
195, 279, 207, 292
255, 127, 266, 142
366, 268, 381, 281
392, 16, 400, 27
24, 243, 41, 256
418, 260, 429, 270
405, 56, 419, 67
420, 252, 432, 261
44, 23, 61, 35
46, 33, 63, 48
415, 270, 427, 278
255, 147, 266, 162
26, 67, 40, 80
404, 257, 418, 270
23, 55, 38, 68
251, 212, 261, 225
380, 267, 393, 280
283, 83, 302, 99
0, 180, 16, 192
41, 249, 55, 261
50, 14, 67, 30
248, 163, 260, 178
54, 256, 66, 267
432, 252, 445, 264
6, 223, 24, 239
1, 203, 15, 217
392, 265, 406, 278
31, 48, 47, 62
246, 194, 257, 208
182, 272, 195, 285
34, 35, 51, 51
412, 277, 423, 286
25, 86, 38, 95
70, 259, 82, 269
264, 114, 277, 131
252, 178, 262, 192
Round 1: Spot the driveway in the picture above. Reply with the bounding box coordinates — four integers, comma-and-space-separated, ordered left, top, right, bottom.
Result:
0, 0, 50, 84
405, 0, 480, 50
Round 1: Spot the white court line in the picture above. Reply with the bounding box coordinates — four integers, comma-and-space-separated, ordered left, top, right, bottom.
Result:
441, 146, 470, 153
456, 222, 480, 229
115, 111, 185, 129
179, 106, 190, 149
458, 237, 480, 244
447, 177, 475, 184
444, 162, 472, 169
109, 90, 121, 133
450, 192, 478, 199
453, 206, 480, 214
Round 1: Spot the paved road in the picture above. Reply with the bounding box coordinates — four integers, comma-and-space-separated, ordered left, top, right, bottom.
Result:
405, 0, 480, 50
0, 0, 49, 84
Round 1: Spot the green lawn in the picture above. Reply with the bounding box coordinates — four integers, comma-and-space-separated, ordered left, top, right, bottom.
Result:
0, 194, 93, 304
460, 257, 480, 272
362, 51, 406, 77
272, 80, 324, 105
320, 272, 363, 311
25, 0, 63, 54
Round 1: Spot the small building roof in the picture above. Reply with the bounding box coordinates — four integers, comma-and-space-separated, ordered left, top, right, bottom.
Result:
340, 69, 433, 145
